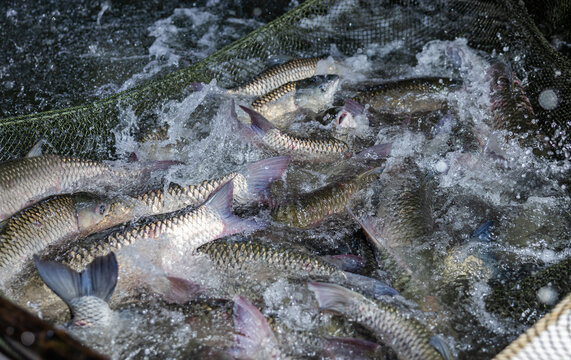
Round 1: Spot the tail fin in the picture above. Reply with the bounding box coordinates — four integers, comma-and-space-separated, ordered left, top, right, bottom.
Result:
309, 282, 364, 313
343, 272, 398, 298
229, 295, 280, 359
241, 156, 290, 203
34, 252, 118, 306
239, 105, 276, 137
354, 143, 392, 161
204, 180, 268, 236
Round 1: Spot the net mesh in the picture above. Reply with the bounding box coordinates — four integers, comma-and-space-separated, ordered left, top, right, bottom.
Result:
0, 0, 569, 161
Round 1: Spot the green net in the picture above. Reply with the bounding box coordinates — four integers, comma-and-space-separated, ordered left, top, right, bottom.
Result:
0, 0, 569, 161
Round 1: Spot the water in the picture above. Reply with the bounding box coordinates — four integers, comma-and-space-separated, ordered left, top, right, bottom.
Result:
1, 2, 570, 359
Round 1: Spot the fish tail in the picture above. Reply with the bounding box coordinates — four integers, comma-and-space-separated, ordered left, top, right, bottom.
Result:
33, 252, 118, 306
242, 156, 290, 203
204, 180, 267, 236
229, 295, 278, 359
309, 282, 363, 313
343, 272, 398, 298
354, 143, 392, 161
239, 105, 276, 137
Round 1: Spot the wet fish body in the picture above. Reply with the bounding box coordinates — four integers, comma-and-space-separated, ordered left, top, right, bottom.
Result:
309, 282, 451, 360
196, 239, 396, 299
250, 75, 340, 128
352, 77, 462, 113
240, 105, 350, 162
272, 167, 382, 229
116, 156, 290, 218
0, 154, 175, 222
374, 160, 434, 248
0, 195, 115, 284
229, 57, 327, 97
64, 181, 263, 272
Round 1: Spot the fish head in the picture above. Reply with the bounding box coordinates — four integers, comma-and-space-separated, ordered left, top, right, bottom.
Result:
75, 196, 132, 234
296, 75, 340, 112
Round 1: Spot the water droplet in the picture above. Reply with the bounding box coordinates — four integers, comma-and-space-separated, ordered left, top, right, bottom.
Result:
538, 89, 558, 110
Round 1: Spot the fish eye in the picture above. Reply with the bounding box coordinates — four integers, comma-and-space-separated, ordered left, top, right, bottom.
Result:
97, 203, 107, 215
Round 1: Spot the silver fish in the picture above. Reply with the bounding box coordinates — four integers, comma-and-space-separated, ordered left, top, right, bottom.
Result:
0, 154, 177, 221
228, 57, 331, 97
0, 194, 118, 285
64, 180, 265, 272
309, 282, 453, 360
250, 75, 340, 128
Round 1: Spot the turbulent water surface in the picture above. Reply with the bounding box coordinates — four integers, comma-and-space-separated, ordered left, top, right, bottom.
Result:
1, 1, 570, 359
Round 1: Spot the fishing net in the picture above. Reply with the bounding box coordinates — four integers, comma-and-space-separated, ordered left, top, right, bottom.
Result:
0, 0, 569, 161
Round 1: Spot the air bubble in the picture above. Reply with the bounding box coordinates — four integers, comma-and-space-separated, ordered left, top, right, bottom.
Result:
538, 89, 558, 110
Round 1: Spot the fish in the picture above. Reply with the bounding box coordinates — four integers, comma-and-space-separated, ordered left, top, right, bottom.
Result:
486, 62, 552, 155
0, 194, 125, 285
351, 77, 462, 113
250, 75, 340, 128
64, 180, 265, 272
271, 166, 384, 229
0, 153, 179, 222
371, 158, 434, 248
238, 105, 351, 162
336, 77, 462, 130
308, 282, 453, 360
118, 156, 290, 218
230, 294, 382, 360
237, 105, 392, 163
195, 239, 397, 299
33, 252, 118, 328
228, 57, 332, 97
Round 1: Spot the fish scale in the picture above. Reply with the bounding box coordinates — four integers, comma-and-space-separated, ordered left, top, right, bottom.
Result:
229, 57, 324, 96
196, 240, 342, 279
135, 173, 238, 215
262, 129, 350, 161
0, 155, 109, 220
0, 196, 77, 269
309, 283, 449, 360
272, 168, 380, 229
66, 205, 224, 271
